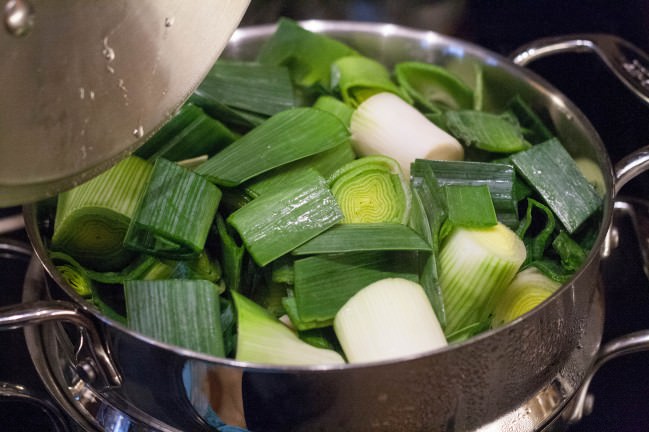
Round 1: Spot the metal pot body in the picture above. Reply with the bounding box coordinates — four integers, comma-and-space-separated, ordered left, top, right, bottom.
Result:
20, 21, 624, 431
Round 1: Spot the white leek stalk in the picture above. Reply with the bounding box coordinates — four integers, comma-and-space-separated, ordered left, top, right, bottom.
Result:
439, 222, 526, 335
491, 267, 560, 327
334, 278, 447, 363
350, 92, 464, 177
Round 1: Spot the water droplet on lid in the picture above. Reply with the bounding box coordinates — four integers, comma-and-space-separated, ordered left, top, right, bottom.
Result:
102, 37, 115, 61
133, 125, 144, 138
164, 16, 175, 28
4, 0, 35, 37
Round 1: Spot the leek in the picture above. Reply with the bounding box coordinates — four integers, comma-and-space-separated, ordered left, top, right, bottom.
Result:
412, 159, 518, 228
293, 223, 431, 255
232, 291, 345, 365
444, 184, 498, 228
227, 168, 343, 267
506, 95, 553, 143
445, 110, 532, 153
350, 92, 464, 177
329, 155, 412, 224
123, 158, 221, 259
293, 251, 419, 328
134, 103, 237, 162
334, 278, 447, 363
491, 267, 560, 327
439, 222, 526, 334
313, 95, 354, 126
511, 138, 602, 233
257, 17, 359, 89
51, 156, 153, 271
395, 61, 474, 112
195, 108, 350, 187
125, 279, 225, 357
331, 56, 410, 107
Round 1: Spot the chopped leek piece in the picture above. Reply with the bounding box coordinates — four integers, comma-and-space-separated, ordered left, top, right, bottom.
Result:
511, 138, 602, 233
124, 158, 221, 259
492, 267, 560, 327
575, 157, 606, 196
506, 95, 553, 143
244, 141, 355, 198
257, 18, 358, 89
135, 103, 237, 162
444, 184, 498, 228
331, 56, 410, 107
282, 296, 332, 331
552, 231, 588, 271
232, 291, 345, 365
445, 110, 532, 153
329, 155, 412, 224
394, 61, 474, 112
50, 250, 157, 285
293, 251, 419, 328
141, 251, 222, 285
293, 223, 431, 255
227, 169, 343, 267
214, 214, 245, 292
439, 223, 526, 334
125, 279, 225, 357
516, 198, 556, 265
351, 92, 464, 177
56, 264, 92, 297
313, 95, 354, 126
52, 156, 153, 271
195, 108, 350, 187
412, 159, 518, 228
194, 60, 295, 118
334, 278, 447, 363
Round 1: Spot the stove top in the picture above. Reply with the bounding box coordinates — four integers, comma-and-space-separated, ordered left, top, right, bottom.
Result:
2, 1, 649, 430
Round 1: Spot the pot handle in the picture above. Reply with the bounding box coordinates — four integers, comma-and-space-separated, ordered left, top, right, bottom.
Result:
510, 34, 649, 105
0, 239, 121, 388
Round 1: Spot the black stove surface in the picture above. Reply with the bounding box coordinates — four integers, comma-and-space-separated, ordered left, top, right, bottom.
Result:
2, 1, 649, 430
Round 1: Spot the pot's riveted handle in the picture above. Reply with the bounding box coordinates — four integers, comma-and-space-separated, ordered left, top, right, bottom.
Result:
510, 34, 649, 105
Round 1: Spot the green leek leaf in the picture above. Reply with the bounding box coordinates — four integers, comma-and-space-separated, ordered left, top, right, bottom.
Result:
395, 61, 474, 112
257, 18, 359, 89
124, 158, 221, 259
511, 138, 602, 233
227, 169, 343, 267
444, 184, 498, 228
125, 279, 225, 357
331, 56, 410, 107
195, 108, 350, 187
445, 110, 532, 153
293, 223, 431, 255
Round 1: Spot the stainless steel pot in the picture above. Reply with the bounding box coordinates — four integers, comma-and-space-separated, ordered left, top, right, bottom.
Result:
3, 21, 649, 432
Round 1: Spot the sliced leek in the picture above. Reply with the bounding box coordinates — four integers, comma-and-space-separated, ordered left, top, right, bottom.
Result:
445, 110, 532, 154
51, 156, 153, 271
491, 267, 560, 327
395, 61, 474, 112
350, 92, 464, 177
511, 138, 602, 233
125, 279, 225, 357
195, 108, 350, 187
329, 155, 411, 224
232, 291, 345, 365
439, 222, 526, 334
331, 56, 410, 107
123, 158, 221, 259
334, 278, 447, 363
227, 169, 343, 267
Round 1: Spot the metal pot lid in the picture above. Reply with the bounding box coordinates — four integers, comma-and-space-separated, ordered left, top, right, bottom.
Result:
0, 0, 250, 207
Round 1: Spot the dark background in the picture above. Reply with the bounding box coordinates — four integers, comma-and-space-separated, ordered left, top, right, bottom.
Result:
2, 1, 649, 430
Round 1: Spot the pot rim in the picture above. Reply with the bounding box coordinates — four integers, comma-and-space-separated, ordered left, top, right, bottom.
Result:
23, 19, 616, 373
